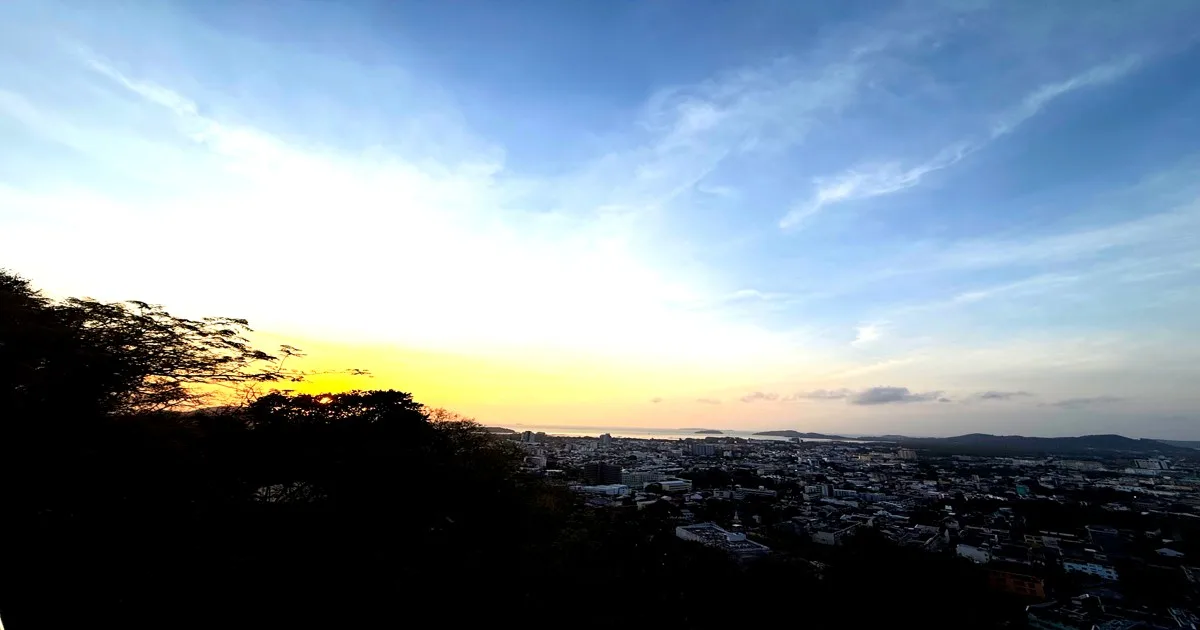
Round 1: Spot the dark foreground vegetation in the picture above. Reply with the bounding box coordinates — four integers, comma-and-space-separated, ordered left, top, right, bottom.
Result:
2, 270, 1012, 628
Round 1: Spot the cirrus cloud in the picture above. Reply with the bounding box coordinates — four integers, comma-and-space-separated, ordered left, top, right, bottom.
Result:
1044, 396, 1124, 409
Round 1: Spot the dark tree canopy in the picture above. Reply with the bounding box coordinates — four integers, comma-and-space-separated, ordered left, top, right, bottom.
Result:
2, 270, 318, 416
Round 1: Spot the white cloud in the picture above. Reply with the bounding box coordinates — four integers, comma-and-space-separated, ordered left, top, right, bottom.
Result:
990, 56, 1140, 138
851, 322, 885, 346
780, 142, 973, 229
780, 58, 1144, 230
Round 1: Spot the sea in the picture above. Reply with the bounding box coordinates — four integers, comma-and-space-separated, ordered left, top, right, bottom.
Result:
501, 424, 863, 443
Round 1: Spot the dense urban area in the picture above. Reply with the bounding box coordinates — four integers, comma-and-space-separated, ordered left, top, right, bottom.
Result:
504, 428, 1200, 629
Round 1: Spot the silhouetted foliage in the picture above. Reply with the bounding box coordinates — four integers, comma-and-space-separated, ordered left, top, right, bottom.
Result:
1, 269, 351, 417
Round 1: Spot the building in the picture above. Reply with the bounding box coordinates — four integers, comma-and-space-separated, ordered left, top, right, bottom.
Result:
690, 443, 717, 456
599, 433, 613, 447
676, 523, 770, 560
583, 462, 622, 485
811, 524, 857, 546
575, 484, 629, 496
957, 544, 992, 564
988, 568, 1046, 598
1063, 561, 1119, 581
733, 486, 777, 500
658, 479, 693, 493
897, 448, 918, 461
621, 470, 664, 487
1059, 460, 1103, 471
521, 431, 534, 443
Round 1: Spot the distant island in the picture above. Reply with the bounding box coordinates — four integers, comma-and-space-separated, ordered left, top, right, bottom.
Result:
694, 429, 724, 435
750, 431, 1191, 456
753, 430, 852, 440
482, 427, 516, 434
868, 433, 1193, 456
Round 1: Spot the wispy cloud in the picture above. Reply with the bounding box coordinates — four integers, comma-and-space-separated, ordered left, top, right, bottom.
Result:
831, 357, 920, 379
923, 202, 1200, 273
885, 274, 1082, 318
780, 143, 972, 228
695, 398, 722, 405
990, 56, 1141, 138
849, 386, 943, 405
973, 391, 1033, 402
782, 389, 852, 401
1044, 396, 1124, 409
650, 397, 664, 403
585, 56, 867, 219
740, 391, 780, 403
780, 58, 1143, 229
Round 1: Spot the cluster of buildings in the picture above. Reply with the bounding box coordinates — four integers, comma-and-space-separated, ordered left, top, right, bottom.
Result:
510, 430, 1200, 626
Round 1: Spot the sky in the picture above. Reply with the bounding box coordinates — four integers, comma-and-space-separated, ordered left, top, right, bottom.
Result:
2, 1, 1200, 438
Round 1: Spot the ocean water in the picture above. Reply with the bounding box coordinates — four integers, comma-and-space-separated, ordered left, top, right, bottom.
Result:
500, 424, 856, 442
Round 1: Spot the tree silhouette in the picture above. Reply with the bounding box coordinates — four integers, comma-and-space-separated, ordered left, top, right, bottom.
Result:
1, 269, 366, 419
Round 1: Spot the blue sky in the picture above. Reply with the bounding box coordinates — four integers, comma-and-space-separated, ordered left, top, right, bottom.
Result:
2, 0, 1200, 437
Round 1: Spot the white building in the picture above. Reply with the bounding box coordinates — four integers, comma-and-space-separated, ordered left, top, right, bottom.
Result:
621, 470, 664, 487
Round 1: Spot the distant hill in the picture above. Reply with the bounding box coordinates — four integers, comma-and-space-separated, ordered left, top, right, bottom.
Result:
694, 429, 724, 435
482, 427, 516, 434
1159, 440, 1200, 450
753, 430, 852, 440
859, 433, 1194, 457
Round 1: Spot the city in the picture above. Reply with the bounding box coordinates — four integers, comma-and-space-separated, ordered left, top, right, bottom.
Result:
510, 429, 1200, 628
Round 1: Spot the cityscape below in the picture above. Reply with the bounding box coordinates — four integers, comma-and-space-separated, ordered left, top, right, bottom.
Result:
506, 429, 1200, 628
